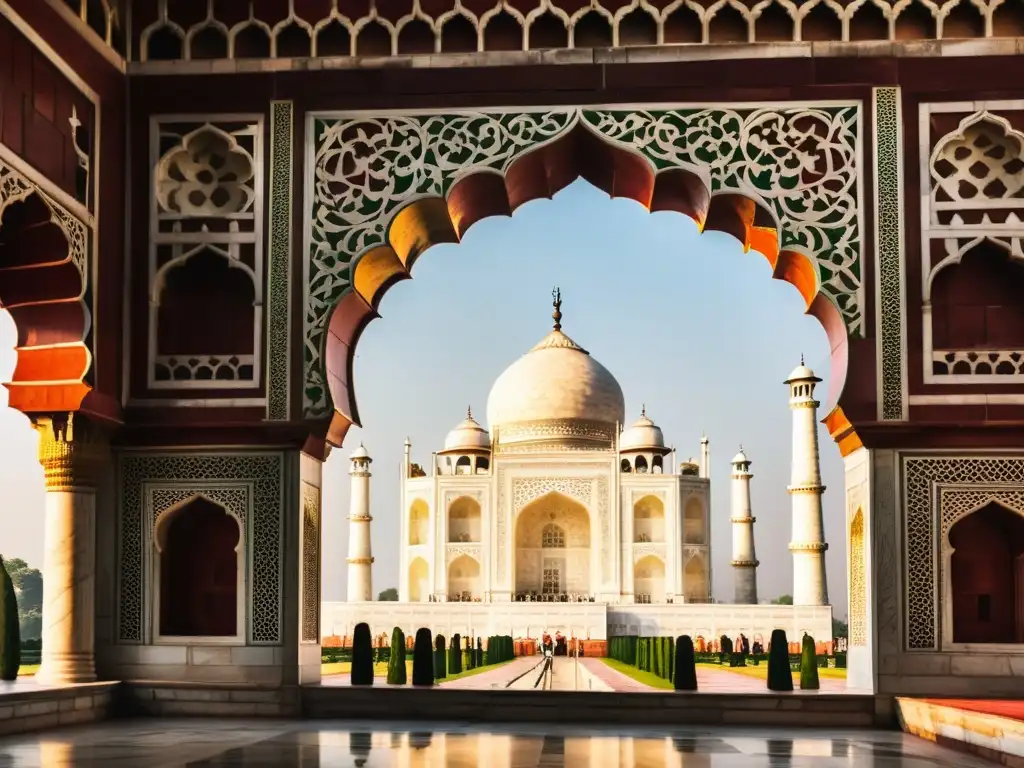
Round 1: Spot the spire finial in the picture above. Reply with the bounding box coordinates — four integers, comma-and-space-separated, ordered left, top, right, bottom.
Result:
800, 353, 805, 366
641, 403, 646, 418
552, 287, 562, 331
467, 405, 473, 420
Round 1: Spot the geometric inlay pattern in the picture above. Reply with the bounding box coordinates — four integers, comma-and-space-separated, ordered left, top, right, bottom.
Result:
118, 452, 283, 644
304, 103, 863, 417
301, 481, 321, 644
903, 456, 1024, 650
266, 101, 294, 420
849, 509, 866, 647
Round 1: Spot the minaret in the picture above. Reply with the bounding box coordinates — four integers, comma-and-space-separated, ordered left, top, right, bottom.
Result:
786, 357, 829, 606
730, 447, 759, 604
346, 444, 374, 602
699, 433, 710, 479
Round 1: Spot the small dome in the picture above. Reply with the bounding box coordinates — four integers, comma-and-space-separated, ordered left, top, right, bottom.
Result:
443, 408, 491, 452
350, 443, 371, 460
731, 448, 749, 465
785, 355, 821, 384
620, 407, 665, 451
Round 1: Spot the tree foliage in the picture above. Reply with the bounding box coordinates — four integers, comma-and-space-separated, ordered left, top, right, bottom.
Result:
673, 635, 697, 691
377, 588, 398, 601
799, 634, 820, 690
1, 557, 41, 641
412, 628, 434, 686
0, 557, 21, 681
351, 622, 374, 686
767, 629, 793, 691
387, 627, 407, 685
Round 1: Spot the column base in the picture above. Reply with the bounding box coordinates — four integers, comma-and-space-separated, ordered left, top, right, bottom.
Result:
36, 652, 97, 685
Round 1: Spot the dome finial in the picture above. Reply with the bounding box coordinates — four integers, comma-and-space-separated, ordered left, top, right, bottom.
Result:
641, 403, 646, 418
467, 404, 473, 420
800, 352, 805, 365
552, 286, 562, 331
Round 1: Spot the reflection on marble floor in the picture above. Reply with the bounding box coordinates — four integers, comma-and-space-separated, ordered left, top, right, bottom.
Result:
0, 719, 996, 767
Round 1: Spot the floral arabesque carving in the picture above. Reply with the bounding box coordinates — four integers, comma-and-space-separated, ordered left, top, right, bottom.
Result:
156, 124, 256, 217
301, 481, 321, 643
304, 104, 862, 416
903, 456, 1024, 651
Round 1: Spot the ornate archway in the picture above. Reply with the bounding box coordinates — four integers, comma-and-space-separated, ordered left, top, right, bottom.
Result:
302, 104, 864, 447
514, 491, 591, 598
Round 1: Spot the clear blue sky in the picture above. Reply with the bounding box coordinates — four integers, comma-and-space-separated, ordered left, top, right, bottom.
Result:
0, 179, 847, 617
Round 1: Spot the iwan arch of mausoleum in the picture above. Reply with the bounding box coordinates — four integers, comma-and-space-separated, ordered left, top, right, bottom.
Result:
3, 0, 1024, 715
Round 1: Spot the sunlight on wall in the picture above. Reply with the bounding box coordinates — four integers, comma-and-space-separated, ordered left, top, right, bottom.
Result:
0, 309, 45, 568
321, 179, 848, 617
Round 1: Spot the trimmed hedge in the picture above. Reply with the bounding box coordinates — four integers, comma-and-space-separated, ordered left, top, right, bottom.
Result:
799, 634, 820, 690
412, 628, 434, 687
485, 635, 514, 665
449, 633, 462, 675
673, 635, 697, 691
351, 622, 374, 686
463, 636, 474, 671
434, 634, 447, 680
387, 627, 407, 685
475, 638, 483, 668
0, 558, 19, 681
767, 629, 793, 692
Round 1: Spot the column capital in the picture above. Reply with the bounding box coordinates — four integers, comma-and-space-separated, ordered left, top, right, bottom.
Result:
35, 413, 109, 491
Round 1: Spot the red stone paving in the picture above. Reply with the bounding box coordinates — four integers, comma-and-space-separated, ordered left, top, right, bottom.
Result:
320, 657, 539, 689
924, 699, 1024, 722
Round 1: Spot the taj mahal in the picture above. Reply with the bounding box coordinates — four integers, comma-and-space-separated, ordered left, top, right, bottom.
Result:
322, 292, 834, 646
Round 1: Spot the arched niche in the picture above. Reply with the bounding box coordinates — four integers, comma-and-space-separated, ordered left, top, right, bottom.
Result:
454, 455, 472, 475
634, 455, 649, 474
683, 555, 707, 603
515, 492, 591, 597
633, 494, 665, 543
408, 498, 429, 546
447, 554, 481, 601
153, 496, 243, 640
408, 556, 430, 602
633, 555, 666, 604
944, 501, 1024, 646
151, 244, 259, 387
447, 496, 481, 543
683, 497, 706, 544
929, 241, 1024, 360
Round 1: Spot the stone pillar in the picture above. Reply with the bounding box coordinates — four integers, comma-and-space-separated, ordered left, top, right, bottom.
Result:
785, 358, 829, 606
34, 413, 107, 684
346, 444, 374, 602
729, 448, 759, 605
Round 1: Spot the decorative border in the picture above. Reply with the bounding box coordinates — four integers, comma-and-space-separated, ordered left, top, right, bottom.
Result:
117, 452, 284, 645
266, 101, 293, 421
874, 87, 906, 421
903, 455, 1024, 651
300, 480, 320, 643
303, 101, 864, 418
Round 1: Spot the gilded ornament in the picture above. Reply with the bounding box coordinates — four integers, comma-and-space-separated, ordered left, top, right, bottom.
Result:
35, 414, 108, 491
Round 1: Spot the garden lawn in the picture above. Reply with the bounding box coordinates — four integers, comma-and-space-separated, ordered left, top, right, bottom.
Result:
600, 658, 674, 690
696, 662, 847, 681
321, 661, 413, 678
17, 665, 38, 677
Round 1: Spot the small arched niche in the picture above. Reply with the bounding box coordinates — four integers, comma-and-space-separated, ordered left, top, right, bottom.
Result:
154, 496, 243, 640
152, 245, 258, 386
448, 496, 481, 542
515, 492, 591, 596
684, 497, 706, 544
684, 556, 707, 603
408, 499, 430, 545
634, 555, 666, 604
408, 557, 430, 602
633, 494, 665, 543
947, 501, 1024, 645
447, 555, 481, 601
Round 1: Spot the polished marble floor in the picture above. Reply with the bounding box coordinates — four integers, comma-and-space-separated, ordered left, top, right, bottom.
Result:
0, 719, 997, 767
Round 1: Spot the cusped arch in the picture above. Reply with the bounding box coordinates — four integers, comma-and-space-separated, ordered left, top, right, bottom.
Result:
684, 553, 708, 602
929, 111, 1024, 206
448, 495, 481, 542
683, 496, 706, 544
0, 189, 92, 413
154, 493, 243, 554
447, 553, 481, 600
515, 490, 591, 548
155, 124, 256, 217
633, 494, 665, 543
308, 106, 859, 445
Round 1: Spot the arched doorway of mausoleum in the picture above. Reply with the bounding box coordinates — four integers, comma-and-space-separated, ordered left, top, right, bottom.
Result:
514, 492, 591, 600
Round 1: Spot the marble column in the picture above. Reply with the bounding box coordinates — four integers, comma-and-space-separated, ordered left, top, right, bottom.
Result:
34, 413, 107, 685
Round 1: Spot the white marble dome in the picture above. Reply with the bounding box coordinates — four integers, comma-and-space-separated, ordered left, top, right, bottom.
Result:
785, 357, 820, 383
442, 408, 491, 452
732, 448, 749, 465
486, 328, 625, 447
619, 408, 665, 451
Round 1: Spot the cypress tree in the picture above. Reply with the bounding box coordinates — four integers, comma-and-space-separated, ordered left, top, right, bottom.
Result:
668, 636, 675, 682
0, 557, 19, 681
387, 627, 407, 685
450, 633, 462, 674
412, 628, 434, 686
475, 637, 483, 667
351, 622, 374, 686
673, 635, 697, 691
434, 634, 447, 679
463, 636, 474, 671
767, 629, 793, 692
799, 634, 820, 690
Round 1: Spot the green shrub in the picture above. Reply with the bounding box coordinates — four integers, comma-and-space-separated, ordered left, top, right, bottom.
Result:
667, 637, 675, 682
0, 558, 20, 682
463, 636, 474, 671
434, 634, 446, 680
387, 627, 407, 685
835, 653, 847, 669
673, 635, 697, 691
475, 637, 483, 668
767, 629, 793, 692
351, 622, 373, 686
799, 634, 820, 690
449, 633, 462, 675
412, 628, 433, 687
